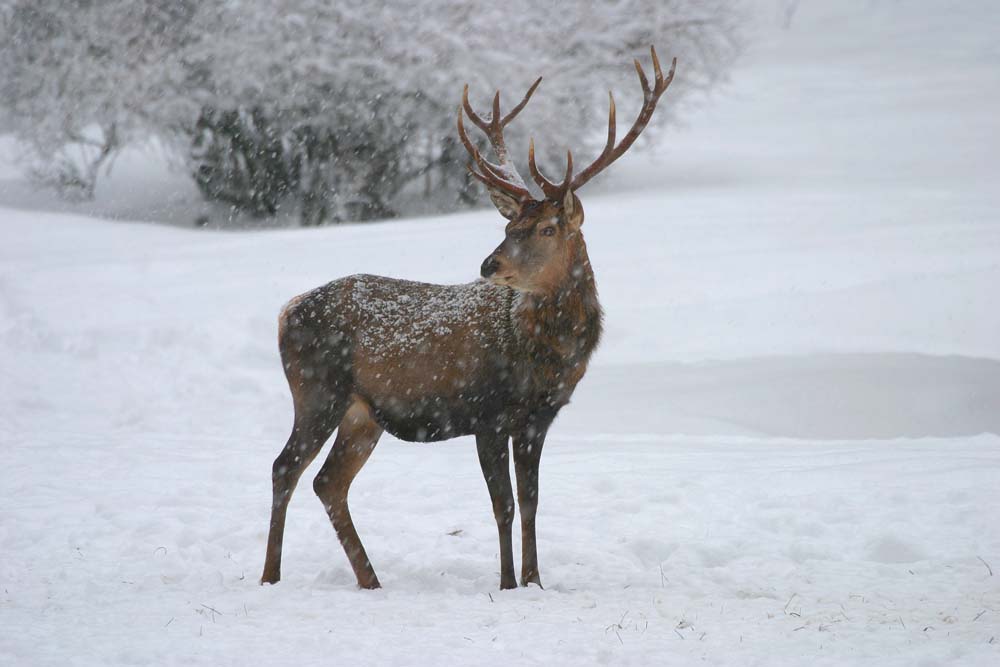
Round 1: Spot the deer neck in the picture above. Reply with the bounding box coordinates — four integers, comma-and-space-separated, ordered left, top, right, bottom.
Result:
512, 241, 603, 377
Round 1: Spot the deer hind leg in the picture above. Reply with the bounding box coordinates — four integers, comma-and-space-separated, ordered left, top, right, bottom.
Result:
476, 431, 517, 590
261, 388, 349, 585
513, 429, 546, 588
313, 396, 383, 589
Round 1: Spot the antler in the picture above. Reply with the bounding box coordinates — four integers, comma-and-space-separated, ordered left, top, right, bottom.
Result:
460, 47, 675, 204
569, 46, 676, 192
458, 77, 542, 200
528, 140, 574, 201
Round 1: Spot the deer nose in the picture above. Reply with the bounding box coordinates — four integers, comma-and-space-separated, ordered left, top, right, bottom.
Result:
481, 254, 500, 278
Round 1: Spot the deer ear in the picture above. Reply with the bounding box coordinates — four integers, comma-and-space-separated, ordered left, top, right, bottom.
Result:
487, 187, 523, 220
562, 189, 584, 228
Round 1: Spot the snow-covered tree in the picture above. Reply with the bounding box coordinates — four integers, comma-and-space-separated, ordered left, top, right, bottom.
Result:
0, 0, 743, 220
0, 1, 208, 198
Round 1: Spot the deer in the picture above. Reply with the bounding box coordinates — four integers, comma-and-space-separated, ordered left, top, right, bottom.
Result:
261, 47, 676, 590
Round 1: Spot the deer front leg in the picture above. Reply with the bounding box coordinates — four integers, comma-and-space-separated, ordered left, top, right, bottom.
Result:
513, 427, 546, 588
476, 431, 516, 590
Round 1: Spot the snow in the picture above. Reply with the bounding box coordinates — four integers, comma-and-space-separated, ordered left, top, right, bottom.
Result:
343, 276, 509, 356
2, 2, 999, 665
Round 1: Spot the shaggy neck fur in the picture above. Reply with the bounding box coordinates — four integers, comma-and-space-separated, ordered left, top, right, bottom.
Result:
511, 238, 603, 404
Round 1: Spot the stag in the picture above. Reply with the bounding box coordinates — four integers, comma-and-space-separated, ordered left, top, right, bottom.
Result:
261, 47, 675, 590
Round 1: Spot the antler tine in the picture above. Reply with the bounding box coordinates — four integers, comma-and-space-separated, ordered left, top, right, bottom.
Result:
457, 108, 495, 177
604, 91, 617, 154
459, 79, 543, 199
492, 92, 502, 132
461, 85, 491, 133
502, 76, 542, 127
529, 139, 575, 201
634, 57, 650, 97
528, 138, 555, 197
570, 48, 677, 192
650, 45, 665, 88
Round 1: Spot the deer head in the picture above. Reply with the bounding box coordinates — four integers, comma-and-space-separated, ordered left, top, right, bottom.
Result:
460, 47, 676, 294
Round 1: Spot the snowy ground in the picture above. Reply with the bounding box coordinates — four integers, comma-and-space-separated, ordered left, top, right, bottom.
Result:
2, 2, 1000, 665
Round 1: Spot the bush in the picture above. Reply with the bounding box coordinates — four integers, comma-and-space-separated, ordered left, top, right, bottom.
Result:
1, 0, 744, 224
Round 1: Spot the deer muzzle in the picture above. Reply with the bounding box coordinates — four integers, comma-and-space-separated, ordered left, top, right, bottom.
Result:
481, 253, 501, 278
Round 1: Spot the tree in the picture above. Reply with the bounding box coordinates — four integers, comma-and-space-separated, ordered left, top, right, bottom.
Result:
0, 1, 208, 198
1, 0, 743, 220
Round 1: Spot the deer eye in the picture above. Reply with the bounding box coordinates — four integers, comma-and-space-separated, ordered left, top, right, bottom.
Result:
539, 226, 556, 237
